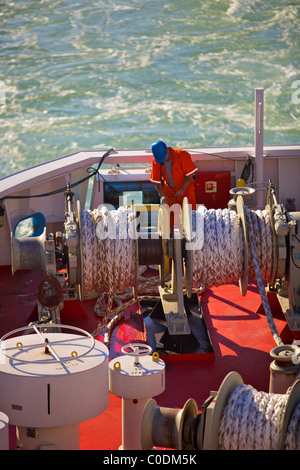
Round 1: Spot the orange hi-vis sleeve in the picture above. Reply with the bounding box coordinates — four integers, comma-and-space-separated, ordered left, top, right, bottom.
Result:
150, 148, 197, 209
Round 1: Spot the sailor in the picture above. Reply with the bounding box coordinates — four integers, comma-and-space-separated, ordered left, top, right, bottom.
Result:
150, 140, 197, 210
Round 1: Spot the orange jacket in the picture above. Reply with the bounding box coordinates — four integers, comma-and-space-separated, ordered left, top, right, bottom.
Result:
150, 147, 197, 209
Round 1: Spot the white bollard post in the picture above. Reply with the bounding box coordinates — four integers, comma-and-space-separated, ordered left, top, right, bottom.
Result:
109, 343, 165, 450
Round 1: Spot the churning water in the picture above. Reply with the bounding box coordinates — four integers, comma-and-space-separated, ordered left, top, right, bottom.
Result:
0, 0, 299, 178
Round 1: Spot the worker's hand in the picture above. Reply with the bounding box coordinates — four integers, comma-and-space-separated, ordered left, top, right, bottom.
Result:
175, 188, 185, 198
161, 195, 169, 205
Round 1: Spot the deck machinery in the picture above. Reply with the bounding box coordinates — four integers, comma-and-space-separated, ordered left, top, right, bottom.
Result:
7, 181, 300, 450
10, 181, 300, 339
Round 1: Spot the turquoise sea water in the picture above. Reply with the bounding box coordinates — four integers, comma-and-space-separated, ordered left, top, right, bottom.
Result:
0, 0, 299, 179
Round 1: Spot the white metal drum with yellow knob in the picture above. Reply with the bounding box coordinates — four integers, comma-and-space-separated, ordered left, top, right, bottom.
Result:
0, 324, 109, 450
109, 343, 165, 450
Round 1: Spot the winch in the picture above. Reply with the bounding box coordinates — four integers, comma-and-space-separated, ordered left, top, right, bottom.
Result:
9, 182, 300, 350
141, 370, 300, 450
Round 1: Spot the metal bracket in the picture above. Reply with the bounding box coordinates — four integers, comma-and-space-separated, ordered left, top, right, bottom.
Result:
159, 231, 191, 335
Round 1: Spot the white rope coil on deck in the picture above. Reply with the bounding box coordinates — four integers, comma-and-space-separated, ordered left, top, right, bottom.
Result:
191, 207, 243, 287
219, 383, 300, 450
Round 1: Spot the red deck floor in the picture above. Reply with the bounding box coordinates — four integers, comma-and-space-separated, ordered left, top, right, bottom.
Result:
80, 281, 290, 450
0, 267, 292, 450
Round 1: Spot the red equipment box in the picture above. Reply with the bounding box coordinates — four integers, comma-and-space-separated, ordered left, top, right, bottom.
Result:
194, 171, 231, 209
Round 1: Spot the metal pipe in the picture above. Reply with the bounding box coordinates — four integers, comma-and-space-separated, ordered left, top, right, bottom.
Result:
255, 88, 264, 209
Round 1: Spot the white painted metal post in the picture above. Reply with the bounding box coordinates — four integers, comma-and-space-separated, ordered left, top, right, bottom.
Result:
255, 88, 264, 209
109, 345, 165, 450
0, 412, 9, 450
121, 397, 149, 449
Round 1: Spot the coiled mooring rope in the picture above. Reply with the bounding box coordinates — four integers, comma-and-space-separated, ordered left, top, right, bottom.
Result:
80, 205, 137, 310
191, 206, 273, 288
190, 205, 282, 346
191, 206, 244, 288
219, 383, 300, 449
37, 275, 63, 310
81, 206, 166, 344
245, 206, 282, 346
80, 204, 282, 346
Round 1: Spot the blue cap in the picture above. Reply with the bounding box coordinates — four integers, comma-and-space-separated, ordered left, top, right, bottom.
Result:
152, 140, 167, 163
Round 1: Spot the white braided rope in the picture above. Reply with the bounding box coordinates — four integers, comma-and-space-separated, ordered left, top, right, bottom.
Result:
191, 207, 243, 288
81, 205, 274, 296
219, 383, 300, 450
80, 205, 136, 301
285, 397, 300, 449
80, 204, 281, 346
191, 206, 273, 289
191, 205, 282, 346
245, 206, 282, 346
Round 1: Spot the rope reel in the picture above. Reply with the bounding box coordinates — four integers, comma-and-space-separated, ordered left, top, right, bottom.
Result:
76, 192, 286, 345
77, 201, 168, 304
188, 196, 273, 294
78, 195, 275, 302
77, 201, 171, 342
141, 371, 300, 450
217, 373, 300, 450
37, 275, 63, 310
185, 195, 282, 345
